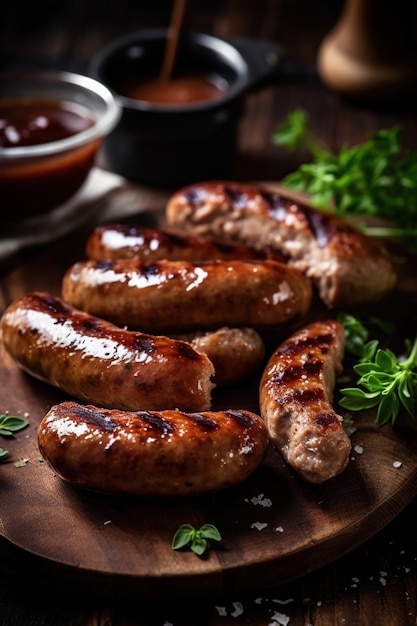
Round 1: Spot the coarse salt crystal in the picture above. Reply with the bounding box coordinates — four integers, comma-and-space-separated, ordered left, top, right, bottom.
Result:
354, 444, 364, 454
251, 521, 268, 531
215, 606, 227, 616
393, 460, 402, 468
251, 493, 272, 507
273, 598, 294, 604
231, 602, 244, 617
269, 611, 290, 626
343, 414, 357, 436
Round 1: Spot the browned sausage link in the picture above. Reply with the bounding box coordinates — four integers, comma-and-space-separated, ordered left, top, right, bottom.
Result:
61, 258, 312, 333
0, 292, 214, 412
259, 319, 351, 483
170, 327, 265, 386
38, 401, 270, 496
85, 223, 286, 263
165, 180, 397, 308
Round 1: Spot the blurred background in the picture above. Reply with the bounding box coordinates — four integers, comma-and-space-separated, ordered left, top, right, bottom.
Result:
2, 0, 417, 182
1, 0, 344, 72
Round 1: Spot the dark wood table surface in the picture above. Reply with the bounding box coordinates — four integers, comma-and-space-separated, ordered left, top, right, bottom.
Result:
2, 1, 417, 624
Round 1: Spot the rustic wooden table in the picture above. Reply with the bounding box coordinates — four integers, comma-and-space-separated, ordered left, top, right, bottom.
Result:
2, 1, 417, 624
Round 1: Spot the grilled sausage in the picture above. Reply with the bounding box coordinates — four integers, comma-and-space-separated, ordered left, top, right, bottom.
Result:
259, 319, 351, 483
85, 222, 285, 263
0, 292, 214, 412
38, 401, 270, 496
170, 327, 265, 386
165, 180, 397, 308
61, 258, 312, 333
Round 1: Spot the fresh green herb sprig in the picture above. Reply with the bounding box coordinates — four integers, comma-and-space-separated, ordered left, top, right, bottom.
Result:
0, 413, 29, 460
0, 414, 29, 436
337, 312, 377, 362
272, 109, 417, 250
172, 523, 221, 556
338, 316, 417, 426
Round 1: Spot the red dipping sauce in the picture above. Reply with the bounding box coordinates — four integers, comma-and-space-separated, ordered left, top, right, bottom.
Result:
0, 98, 94, 147
0, 97, 99, 221
122, 74, 227, 105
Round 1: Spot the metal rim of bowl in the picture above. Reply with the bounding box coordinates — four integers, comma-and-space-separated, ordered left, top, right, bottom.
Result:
0, 71, 121, 159
90, 30, 250, 114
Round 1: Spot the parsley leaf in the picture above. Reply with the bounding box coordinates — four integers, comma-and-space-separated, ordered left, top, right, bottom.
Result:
338, 316, 417, 426
172, 523, 221, 556
0, 414, 29, 437
0, 413, 29, 460
272, 110, 417, 250
338, 312, 379, 362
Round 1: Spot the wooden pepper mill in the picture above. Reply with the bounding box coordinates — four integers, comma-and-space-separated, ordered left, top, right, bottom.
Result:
317, 0, 417, 98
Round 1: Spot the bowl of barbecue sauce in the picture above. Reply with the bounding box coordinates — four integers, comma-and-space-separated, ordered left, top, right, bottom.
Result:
0, 72, 120, 221
90, 29, 280, 186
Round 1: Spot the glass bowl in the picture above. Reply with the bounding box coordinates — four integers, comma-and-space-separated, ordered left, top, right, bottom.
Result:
0, 71, 121, 221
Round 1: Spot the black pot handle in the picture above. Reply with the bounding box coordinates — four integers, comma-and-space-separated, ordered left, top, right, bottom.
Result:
226, 36, 281, 92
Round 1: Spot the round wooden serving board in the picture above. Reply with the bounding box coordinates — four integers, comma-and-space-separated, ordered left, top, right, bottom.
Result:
1, 198, 417, 602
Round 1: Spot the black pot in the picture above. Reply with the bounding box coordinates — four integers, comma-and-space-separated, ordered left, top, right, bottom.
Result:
89, 29, 280, 187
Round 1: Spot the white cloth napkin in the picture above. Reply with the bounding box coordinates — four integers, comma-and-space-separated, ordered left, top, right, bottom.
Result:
0, 168, 157, 265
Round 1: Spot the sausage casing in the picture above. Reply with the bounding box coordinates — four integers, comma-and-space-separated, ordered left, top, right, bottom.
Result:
259, 319, 351, 483
38, 401, 270, 496
61, 258, 312, 333
171, 327, 265, 386
0, 292, 215, 412
85, 222, 285, 263
165, 180, 397, 308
